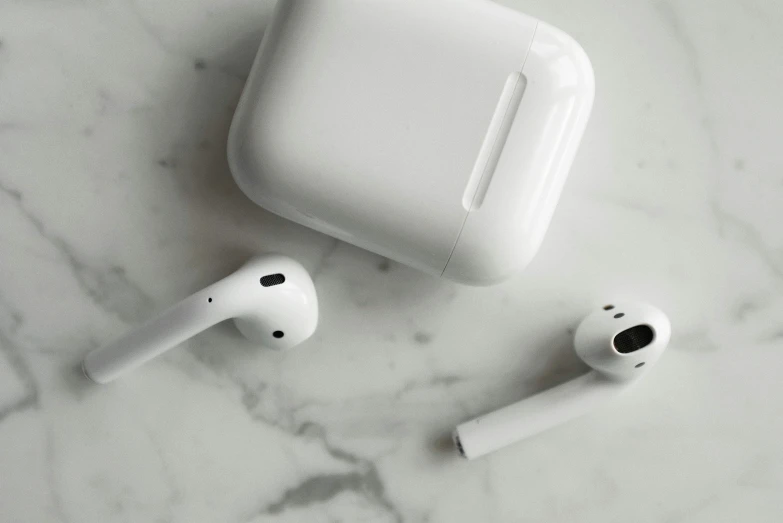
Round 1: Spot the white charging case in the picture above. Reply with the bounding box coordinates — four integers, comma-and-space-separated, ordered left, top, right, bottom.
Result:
228, 0, 594, 285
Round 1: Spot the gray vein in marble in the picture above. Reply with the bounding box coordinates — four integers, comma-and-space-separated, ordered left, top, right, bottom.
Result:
654, 1, 720, 154
253, 421, 403, 522
123, 0, 249, 82
138, 426, 182, 519
236, 379, 404, 522
156, 338, 241, 392
124, 0, 196, 62
733, 299, 763, 322
0, 291, 24, 337
394, 374, 466, 401
662, 491, 723, 523
710, 202, 783, 279
0, 179, 154, 323
654, 1, 703, 86
239, 382, 269, 412
654, 7, 725, 160
741, 1, 783, 27
236, 380, 305, 435
0, 332, 38, 423
0, 293, 39, 421
760, 329, 783, 343
653, 1, 775, 299
262, 470, 393, 517
44, 427, 71, 523
584, 191, 672, 222
655, 0, 729, 242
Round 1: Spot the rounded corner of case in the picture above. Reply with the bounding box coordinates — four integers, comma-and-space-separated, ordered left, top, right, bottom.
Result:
530, 21, 595, 98
442, 240, 536, 287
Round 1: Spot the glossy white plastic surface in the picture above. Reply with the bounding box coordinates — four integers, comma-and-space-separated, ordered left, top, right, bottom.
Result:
229, 0, 594, 285
574, 302, 671, 378
454, 303, 671, 459
443, 21, 595, 284
455, 372, 625, 460
82, 256, 318, 384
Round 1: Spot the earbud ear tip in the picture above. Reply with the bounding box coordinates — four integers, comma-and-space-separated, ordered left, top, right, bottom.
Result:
574, 302, 670, 376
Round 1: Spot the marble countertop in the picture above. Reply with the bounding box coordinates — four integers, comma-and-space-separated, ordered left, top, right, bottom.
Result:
1, 0, 782, 521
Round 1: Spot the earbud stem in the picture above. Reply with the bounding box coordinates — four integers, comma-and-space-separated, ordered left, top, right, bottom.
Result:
454, 371, 630, 459
83, 278, 236, 384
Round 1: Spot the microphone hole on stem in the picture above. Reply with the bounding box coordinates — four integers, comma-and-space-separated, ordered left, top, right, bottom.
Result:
453, 433, 467, 458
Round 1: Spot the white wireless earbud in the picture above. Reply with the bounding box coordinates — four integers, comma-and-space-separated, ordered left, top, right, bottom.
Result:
453, 302, 671, 459
83, 255, 318, 384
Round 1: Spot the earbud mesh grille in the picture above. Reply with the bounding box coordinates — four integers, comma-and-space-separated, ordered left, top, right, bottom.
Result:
260, 273, 286, 287
613, 325, 655, 354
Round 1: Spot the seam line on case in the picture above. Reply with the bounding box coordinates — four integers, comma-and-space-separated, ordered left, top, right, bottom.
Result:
440, 21, 539, 278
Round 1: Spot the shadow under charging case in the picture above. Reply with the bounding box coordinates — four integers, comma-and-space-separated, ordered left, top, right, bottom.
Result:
229, 0, 594, 285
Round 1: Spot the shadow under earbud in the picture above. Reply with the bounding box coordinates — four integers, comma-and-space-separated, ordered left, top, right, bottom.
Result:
429, 431, 462, 462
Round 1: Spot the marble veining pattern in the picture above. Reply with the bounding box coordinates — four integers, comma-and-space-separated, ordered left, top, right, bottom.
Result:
1, 0, 782, 521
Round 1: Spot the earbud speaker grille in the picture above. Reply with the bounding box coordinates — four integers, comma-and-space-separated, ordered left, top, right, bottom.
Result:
260, 273, 286, 287
613, 325, 655, 354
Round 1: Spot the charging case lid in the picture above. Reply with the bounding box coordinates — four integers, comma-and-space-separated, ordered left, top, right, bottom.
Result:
229, 0, 594, 285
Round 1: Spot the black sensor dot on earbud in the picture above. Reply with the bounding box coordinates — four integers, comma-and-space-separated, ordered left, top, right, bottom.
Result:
603, 305, 615, 310
273, 330, 284, 339
614, 313, 625, 318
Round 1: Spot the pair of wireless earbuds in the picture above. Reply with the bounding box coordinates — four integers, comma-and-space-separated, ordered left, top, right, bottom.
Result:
83, 255, 671, 459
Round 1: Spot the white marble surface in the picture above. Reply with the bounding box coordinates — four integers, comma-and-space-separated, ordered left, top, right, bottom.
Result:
1, 0, 782, 521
